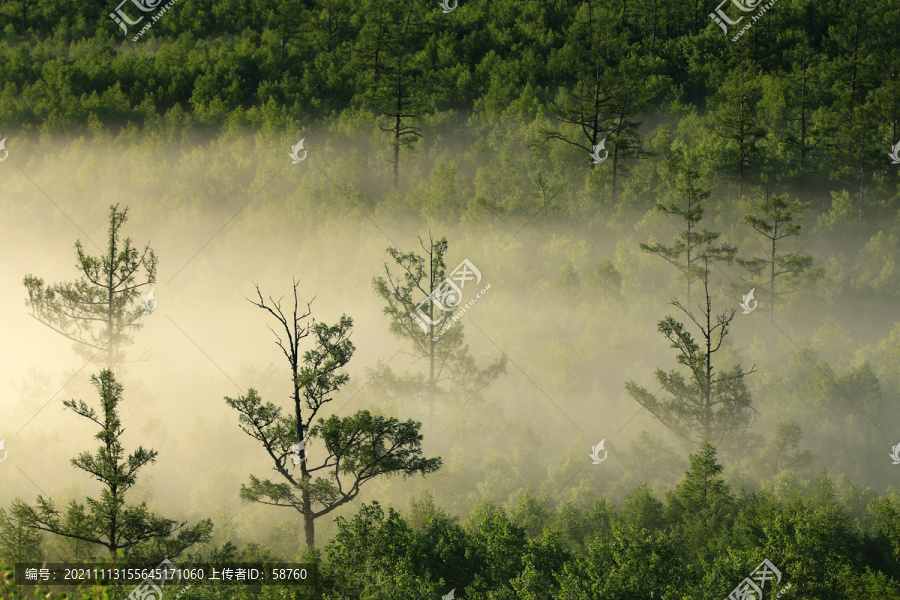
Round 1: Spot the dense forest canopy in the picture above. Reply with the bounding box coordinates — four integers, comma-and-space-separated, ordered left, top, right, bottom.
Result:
0, 0, 898, 227
2, 0, 900, 598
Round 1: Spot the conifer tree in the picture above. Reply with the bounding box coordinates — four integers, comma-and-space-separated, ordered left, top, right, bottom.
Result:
13, 371, 212, 560
23, 204, 157, 372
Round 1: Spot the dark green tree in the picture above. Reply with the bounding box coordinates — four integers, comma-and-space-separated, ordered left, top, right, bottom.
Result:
557, 526, 691, 599
665, 440, 735, 564
625, 254, 757, 452
738, 194, 822, 331
640, 167, 737, 307
23, 204, 157, 372
12, 371, 212, 560
711, 55, 766, 200
353, 0, 430, 188
542, 0, 664, 203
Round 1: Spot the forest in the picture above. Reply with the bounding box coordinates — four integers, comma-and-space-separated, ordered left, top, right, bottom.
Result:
1, 0, 900, 598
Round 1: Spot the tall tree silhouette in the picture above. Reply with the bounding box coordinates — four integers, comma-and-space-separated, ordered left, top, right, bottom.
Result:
372, 235, 506, 431
23, 204, 157, 372
13, 371, 213, 560
226, 281, 442, 546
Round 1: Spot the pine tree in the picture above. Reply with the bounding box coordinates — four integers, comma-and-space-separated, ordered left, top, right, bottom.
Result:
12, 371, 212, 560
353, 0, 430, 188
625, 251, 757, 453
737, 194, 822, 332
226, 281, 442, 546
664, 440, 735, 563
372, 235, 506, 430
23, 204, 157, 372
640, 168, 736, 308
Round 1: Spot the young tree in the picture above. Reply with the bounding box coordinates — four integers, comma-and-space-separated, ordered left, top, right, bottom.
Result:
12, 371, 212, 560
353, 0, 430, 188
711, 55, 766, 200
372, 235, 506, 430
738, 194, 822, 331
664, 441, 735, 564
752, 419, 815, 480
640, 168, 737, 307
542, 0, 663, 202
625, 255, 757, 453
23, 204, 157, 371
0, 508, 41, 565
225, 281, 442, 547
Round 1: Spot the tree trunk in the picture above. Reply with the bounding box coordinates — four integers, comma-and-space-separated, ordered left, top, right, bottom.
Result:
428, 248, 437, 435
107, 224, 117, 373
611, 144, 619, 204
392, 122, 400, 188
303, 492, 315, 547
686, 195, 693, 309
703, 259, 713, 443
799, 54, 807, 161
769, 231, 776, 339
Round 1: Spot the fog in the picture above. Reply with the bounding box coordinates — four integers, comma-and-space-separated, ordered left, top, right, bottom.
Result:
2, 129, 898, 560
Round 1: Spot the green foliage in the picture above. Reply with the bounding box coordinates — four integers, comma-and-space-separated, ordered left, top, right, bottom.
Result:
22, 204, 157, 370
13, 371, 212, 560
371, 234, 506, 422
0, 507, 41, 565
227, 287, 441, 547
